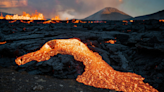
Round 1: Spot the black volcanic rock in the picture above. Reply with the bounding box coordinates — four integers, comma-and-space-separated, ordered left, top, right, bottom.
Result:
129, 10, 164, 20
0, 20, 164, 91
84, 7, 133, 20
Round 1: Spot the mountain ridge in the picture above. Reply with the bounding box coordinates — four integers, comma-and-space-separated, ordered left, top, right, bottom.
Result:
84, 7, 133, 20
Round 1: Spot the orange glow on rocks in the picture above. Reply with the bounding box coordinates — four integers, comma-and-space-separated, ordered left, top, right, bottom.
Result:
105, 40, 116, 44
9, 20, 17, 23
130, 20, 134, 22
73, 25, 77, 27
159, 19, 164, 22
0, 41, 6, 44
15, 38, 158, 92
0, 13, 4, 19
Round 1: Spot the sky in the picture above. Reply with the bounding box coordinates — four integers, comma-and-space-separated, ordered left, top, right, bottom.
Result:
0, 0, 164, 19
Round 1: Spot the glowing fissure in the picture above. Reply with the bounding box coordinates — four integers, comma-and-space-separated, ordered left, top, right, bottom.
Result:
0, 41, 6, 44
15, 38, 158, 92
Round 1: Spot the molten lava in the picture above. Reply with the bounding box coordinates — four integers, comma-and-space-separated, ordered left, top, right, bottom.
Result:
4, 11, 45, 20
0, 41, 6, 44
105, 40, 116, 44
0, 13, 4, 19
15, 38, 158, 92
159, 19, 164, 22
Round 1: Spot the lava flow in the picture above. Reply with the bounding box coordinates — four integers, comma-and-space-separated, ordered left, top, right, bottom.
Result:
15, 38, 158, 92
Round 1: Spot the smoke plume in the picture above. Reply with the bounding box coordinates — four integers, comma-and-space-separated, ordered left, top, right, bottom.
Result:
0, 0, 122, 19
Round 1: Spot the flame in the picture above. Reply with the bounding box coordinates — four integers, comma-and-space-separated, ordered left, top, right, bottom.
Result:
105, 40, 116, 44
51, 15, 60, 20
0, 13, 4, 19
1, 10, 106, 24
15, 38, 158, 92
5, 11, 45, 20
0, 41, 6, 44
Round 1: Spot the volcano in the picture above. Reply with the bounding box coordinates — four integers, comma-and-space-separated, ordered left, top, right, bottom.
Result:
129, 9, 164, 20
84, 7, 133, 20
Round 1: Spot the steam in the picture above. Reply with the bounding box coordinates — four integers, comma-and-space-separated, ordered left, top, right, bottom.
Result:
0, 0, 122, 19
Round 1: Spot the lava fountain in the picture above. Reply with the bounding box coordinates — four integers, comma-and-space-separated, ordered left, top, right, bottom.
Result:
15, 38, 158, 92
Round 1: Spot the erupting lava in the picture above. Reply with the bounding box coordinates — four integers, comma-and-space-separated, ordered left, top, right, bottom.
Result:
5, 11, 45, 20
15, 38, 158, 92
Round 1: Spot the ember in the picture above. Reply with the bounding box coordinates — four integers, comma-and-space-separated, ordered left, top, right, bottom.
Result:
15, 39, 158, 92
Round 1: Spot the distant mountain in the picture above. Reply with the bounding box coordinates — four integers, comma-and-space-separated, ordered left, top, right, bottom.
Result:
84, 7, 133, 20
129, 10, 164, 20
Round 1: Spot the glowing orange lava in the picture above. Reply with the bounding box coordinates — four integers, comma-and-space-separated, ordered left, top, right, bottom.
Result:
5, 11, 45, 20
0, 13, 4, 19
0, 41, 6, 44
159, 19, 164, 22
105, 40, 116, 44
130, 20, 134, 22
73, 25, 77, 27
20, 20, 34, 24
15, 39, 158, 92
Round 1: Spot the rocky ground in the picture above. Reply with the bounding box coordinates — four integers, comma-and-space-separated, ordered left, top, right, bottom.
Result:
0, 19, 164, 92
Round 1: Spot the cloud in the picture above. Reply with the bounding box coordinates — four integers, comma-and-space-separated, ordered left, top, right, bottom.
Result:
0, 0, 28, 8
0, 0, 122, 19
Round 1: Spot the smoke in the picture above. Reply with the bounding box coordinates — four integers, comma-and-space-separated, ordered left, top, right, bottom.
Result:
0, 0, 122, 19
0, 0, 27, 8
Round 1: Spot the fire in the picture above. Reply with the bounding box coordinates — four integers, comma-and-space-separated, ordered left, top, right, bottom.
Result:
0, 13, 4, 19
0, 41, 6, 44
15, 38, 158, 92
5, 11, 45, 20
51, 15, 60, 20
0, 10, 106, 24
105, 40, 116, 44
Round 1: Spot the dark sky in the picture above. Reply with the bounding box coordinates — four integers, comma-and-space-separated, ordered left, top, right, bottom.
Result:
0, 0, 164, 19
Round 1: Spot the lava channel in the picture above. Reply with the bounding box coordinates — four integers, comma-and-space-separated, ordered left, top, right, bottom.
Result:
15, 38, 158, 92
